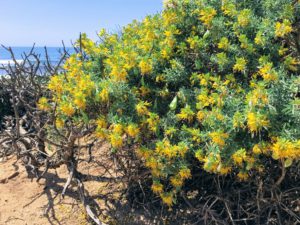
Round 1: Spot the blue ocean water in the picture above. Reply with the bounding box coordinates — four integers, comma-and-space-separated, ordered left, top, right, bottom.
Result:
0, 46, 74, 64
0, 46, 74, 75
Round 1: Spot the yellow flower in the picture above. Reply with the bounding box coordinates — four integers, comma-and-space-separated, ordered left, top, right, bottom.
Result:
187, 36, 200, 50
254, 31, 265, 46
79, 33, 99, 55
186, 128, 201, 143
247, 112, 257, 132
271, 138, 300, 160
237, 171, 249, 181
278, 46, 288, 56
126, 124, 140, 138
275, 19, 293, 38
197, 111, 206, 122
37, 97, 50, 111
233, 57, 247, 72
48, 75, 63, 93
112, 123, 123, 134
110, 133, 123, 148
95, 127, 107, 139
170, 176, 183, 188
218, 37, 230, 50
147, 113, 160, 132
284, 56, 299, 71
209, 131, 229, 147
200, 78, 208, 86
161, 48, 170, 59
252, 144, 262, 154
237, 9, 251, 27
136, 101, 151, 116
232, 148, 247, 166
195, 149, 204, 161
139, 59, 153, 75
247, 112, 269, 133
145, 157, 159, 170
109, 65, 128, 81
203, 153, 220, 172
218, 165, 232, 175
96, 117, 107, 129
179, 168, 191, 179
197, 92, 210, 108
99, 88, 109, 102
176, 105, 194, 122
73, 92, 86, 109
199, 7, 217, 26
55, 118, 64, 129
139, 86, 150, 97
247, 85, 269, 107
151, 182, 164, 194
160, 192, 173, 207
165, 127, 176, 136
221, 1, 237, 16
259, 63, 278, 82
156, 75, 165, 83
60, 102, 75, 116
233, 111, 245, 129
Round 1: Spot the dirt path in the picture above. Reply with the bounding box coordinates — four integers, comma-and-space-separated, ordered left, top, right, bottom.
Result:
0, 157, 98, 225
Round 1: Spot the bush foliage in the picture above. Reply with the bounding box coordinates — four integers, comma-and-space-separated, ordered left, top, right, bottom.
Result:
42, 0, 300, 206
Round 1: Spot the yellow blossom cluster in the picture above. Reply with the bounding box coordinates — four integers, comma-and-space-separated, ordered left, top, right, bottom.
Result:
258, 63, 278, 82
199, 7, 217, 27
209, 131, 229, 147
247, 111, 269, 133
136, 101, 151, 116
275, 20, 293, 37
232, 148, 247, 166
176, 105, 195, 122
233, 57, 247, 72
237, 9, 251, 27
155, 140, 188, 159
139, 59, 153, 75
221, 0, 237, 16
218, 37, 230, 50
271, 138, 300, 160
246, 83, 269, 107
37, 97, 50, 111
202, 152, 221, 172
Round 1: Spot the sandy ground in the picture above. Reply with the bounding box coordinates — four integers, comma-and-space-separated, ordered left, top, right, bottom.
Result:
0, 157, 84, 225
0, 154, 121, 225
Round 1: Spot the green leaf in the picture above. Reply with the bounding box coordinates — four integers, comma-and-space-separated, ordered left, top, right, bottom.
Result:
284, 158, 293, 168
203, 30, 210, 39
169, 96, 178, 111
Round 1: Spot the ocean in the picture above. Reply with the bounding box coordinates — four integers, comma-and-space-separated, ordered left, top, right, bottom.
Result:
0, 47, 74, 75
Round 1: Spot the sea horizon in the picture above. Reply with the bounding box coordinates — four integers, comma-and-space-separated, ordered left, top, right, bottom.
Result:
0, 46, 75, 75
0, 46, 74, 62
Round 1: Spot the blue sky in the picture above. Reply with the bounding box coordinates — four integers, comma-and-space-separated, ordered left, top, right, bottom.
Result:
0, 0, 162, 47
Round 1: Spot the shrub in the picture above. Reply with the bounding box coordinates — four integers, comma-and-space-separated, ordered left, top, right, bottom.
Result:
44, 0, 300, 207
